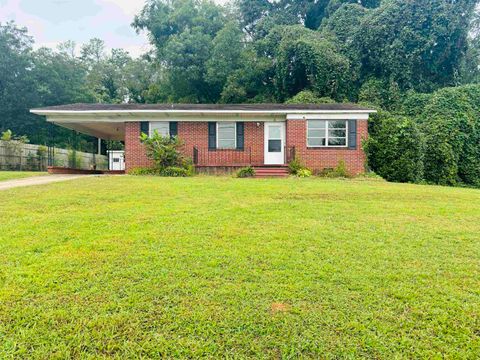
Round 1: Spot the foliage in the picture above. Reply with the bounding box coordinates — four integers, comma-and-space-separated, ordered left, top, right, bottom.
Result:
317, 160, 351, 178
358, 78, 401, 110
128, 167, 159, 176
67, 149, 82, 169
140, 130, 189, 170
0, 130, 29, 170
159, 166, 191, 177
266, 25, 355, 101
419, 85, 480, 187
133, 0, 227, 103
2, 177, 480, 357
236, 166, 255, 178
296, 168, 312, 178
287, 156, 304, 175
353, 0, 477, 93
364, 112, 424, 183
286, 91, 335, 104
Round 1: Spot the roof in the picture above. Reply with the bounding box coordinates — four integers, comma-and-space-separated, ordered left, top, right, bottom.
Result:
31, 103, 375, 113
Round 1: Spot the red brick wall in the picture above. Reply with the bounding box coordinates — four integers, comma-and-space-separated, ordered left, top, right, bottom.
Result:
285, 119, 368, 175
125, 121, 265, 171
125, 122, 153, 171
125, 120, 368, 174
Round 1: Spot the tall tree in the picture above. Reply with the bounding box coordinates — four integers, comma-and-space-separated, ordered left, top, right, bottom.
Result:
0, 22, 36, 135
354, 0, 478, 92
133, 0, 227, 102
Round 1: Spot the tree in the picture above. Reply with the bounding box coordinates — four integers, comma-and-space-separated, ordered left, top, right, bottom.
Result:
80, 38, 106, 66
354, 0, 478, 93
0, 22, 36, 136
133, 0, 228, 102
285, 90, 335, 104
264, 25, 355, 101
205, 21, 245, 96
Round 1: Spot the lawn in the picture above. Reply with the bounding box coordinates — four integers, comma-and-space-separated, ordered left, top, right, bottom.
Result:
0, 171, 47, 182
0, 176, 479, 358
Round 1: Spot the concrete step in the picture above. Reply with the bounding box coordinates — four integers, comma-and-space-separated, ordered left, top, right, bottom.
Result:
254, 166, 289, 178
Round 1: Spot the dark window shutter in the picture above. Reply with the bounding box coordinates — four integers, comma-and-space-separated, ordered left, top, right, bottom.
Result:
348, 120, 357, 149
236, 122, 244, 150
208, 122, 216, 150
169, 122, 178, 138
140, 121, 149, 136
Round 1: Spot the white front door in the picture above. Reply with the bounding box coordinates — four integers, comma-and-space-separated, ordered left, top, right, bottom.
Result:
264, 122, 286, 165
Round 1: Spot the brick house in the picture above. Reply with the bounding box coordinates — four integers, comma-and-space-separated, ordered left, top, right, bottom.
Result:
31, 104, 375, 175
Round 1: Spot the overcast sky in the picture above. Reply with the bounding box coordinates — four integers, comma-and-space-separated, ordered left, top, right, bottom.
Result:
0, 0, 228, 57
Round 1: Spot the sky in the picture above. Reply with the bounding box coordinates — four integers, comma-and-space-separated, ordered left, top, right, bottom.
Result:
0, 0, 228, 57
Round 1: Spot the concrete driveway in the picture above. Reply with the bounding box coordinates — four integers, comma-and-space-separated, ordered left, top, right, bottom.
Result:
0, 175, 90, 191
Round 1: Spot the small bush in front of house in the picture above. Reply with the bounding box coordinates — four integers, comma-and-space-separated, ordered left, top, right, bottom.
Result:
237, 166, 255, 178
297, 168, 312, 178
318, 160, 351, 178
139, 130, 193, 177
160, 166, 190, 177
288, 156, 303, 175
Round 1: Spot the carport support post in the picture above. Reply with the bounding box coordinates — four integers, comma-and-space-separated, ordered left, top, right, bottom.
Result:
47, 122, 55, 167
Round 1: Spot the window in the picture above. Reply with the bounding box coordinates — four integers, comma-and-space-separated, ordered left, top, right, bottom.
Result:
307, 120, 347, 147
217, 122, 236, 149
150, 122, 169, 137
268, 125, 282, 152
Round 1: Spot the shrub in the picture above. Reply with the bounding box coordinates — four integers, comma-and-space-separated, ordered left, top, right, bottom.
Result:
419, 85, 480, 187
288, 157, 303, 175
139, 130, 193, 176
160, 166, 190, 177
237, 166, 255, 178
140, 131, 188, 169
318, 160, 351, 178
297, 168, 312, 178
364, 112, 424, 183
37, 145, 47, 171
67, 149, 82, 169
333, 160, 350, 177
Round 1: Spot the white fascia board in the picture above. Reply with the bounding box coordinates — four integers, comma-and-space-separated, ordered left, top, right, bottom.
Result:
287, 113, 371, 120
30, 109, 376, 116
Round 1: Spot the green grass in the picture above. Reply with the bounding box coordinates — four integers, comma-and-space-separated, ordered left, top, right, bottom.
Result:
0, 176, 479, 358
0, 171, 47, 182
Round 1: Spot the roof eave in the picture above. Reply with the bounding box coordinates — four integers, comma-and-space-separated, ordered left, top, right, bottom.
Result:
30, 109, 377, 116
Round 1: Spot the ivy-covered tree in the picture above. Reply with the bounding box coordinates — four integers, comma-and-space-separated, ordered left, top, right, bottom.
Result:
354, 0, 478, 93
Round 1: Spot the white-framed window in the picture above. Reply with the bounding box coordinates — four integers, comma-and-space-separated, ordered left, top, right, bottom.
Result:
307, 120, 348, 147
217, 122, 236, 149
149, 122, 170, 137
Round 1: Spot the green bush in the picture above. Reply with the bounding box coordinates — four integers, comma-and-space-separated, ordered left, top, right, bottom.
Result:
318, 160, 351, 178
139, 130, 193, 176
160, 166, 190, 177
67, 149, 82, 169
129, 166, 192, 177
237, 166, 255, 178
364, 112, 424, 183
297, 168, 312, 178
128, 167, 159, 176
288, 157, 303, 175
419, 85, 480, 187
140, 130, 189, 169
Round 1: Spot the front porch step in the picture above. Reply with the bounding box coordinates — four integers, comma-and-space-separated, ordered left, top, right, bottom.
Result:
254, 166, 289, 178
